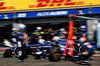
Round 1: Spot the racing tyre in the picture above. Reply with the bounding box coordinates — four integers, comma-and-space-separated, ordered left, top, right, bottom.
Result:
3, 49, 13, 57
49, 46, 61, 62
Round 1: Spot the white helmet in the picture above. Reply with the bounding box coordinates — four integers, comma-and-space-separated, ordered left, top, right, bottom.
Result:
36, 27, 42, 30
53, 36, 60, 42
19, 24, 26, 30
38, 39, 45, 45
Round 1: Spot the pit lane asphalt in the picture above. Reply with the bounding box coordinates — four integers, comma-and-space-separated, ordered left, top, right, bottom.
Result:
0, 55, 100, 66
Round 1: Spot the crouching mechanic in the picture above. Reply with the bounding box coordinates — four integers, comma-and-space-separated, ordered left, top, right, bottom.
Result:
17, 24, 26, 62
78, 36, 94, 62
35, 39, 46, 60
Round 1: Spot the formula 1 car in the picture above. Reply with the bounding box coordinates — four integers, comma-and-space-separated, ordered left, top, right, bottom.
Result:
2, 36, 96, 64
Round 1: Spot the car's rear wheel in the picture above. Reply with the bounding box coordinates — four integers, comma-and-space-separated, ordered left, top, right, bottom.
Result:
49, 46, 61, 61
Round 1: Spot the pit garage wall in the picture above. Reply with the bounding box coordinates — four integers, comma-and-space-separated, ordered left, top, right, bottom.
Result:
87, 20, 98, 40
0, 16, 98, 41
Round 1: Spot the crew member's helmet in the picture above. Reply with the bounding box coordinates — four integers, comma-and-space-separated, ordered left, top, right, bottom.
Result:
38, 39, 45, 45
53, 36, 60, 42
12, 28, 17, 31
36, 27, 42, 30
79, 36, 87, 42
60, 28, 65, 32
19, 24, 26, 30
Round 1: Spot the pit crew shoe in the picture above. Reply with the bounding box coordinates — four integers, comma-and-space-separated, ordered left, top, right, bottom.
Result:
85, 59, 91, 62
18, 60, 23, 62
41, 58, 45, 60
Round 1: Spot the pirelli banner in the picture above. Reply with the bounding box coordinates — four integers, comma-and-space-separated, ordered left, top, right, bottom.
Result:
0, 0, 100, 12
